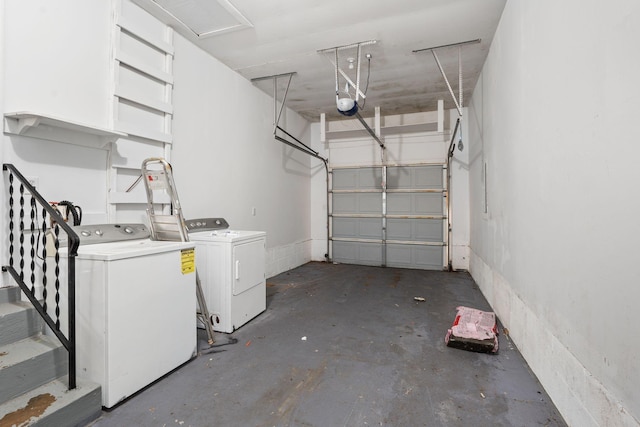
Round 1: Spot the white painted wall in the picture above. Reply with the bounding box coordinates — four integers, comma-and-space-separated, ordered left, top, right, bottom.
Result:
0, 1, 313, 280
310, 109, 470, 270
468, 1, 640, 425
170, 34, 313, 277
3, 0, 113, 127
309, 122, 331, 262
449, 110, 470, 269
1, 1, 114, 230
0, 1, 5, 265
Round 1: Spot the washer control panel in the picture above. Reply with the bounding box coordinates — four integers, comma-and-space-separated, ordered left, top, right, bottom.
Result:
69, 223, 150, 245
185, 217, 229, 232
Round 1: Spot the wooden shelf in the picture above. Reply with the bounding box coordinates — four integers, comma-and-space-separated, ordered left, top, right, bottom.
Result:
325, 122, 442, 140
115, 121, 172, 144
321, 103, 447, 142
4, 111, 127, 149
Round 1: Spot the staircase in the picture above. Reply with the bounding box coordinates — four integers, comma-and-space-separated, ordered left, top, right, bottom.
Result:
0, 285, 101, 427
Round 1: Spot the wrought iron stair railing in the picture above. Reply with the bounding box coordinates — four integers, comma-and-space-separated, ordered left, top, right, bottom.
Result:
2, 163, 80, 390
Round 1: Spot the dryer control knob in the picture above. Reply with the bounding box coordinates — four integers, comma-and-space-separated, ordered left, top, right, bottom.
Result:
124, 226, 134, 234
95, 229, 103, 236
81, 230, 91, 237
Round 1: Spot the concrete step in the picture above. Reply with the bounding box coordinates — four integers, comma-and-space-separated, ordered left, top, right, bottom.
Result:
0, 300, 44, 347
0, 376, 102, 427
0, 334, 68, 405
0, 285, 21, 304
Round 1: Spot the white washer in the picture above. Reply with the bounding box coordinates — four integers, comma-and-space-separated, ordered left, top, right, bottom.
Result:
187, 219, 266, 333
58, 224, 196, 408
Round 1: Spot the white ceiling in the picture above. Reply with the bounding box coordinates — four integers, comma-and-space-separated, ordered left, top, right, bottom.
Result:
133, 0, 507, 122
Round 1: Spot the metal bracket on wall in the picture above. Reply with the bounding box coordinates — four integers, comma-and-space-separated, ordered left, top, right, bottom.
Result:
251, 72, 296, 133
412, 38, 480, 117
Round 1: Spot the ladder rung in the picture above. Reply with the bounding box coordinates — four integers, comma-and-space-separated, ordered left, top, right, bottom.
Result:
149, 214, 182, 225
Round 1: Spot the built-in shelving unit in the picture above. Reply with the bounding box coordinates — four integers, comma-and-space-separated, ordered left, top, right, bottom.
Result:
113, 2, 174, 144
320, 101, 445, 142
108, 0, 175, 220
3, 112, 127, 149
2, 1, 174, 225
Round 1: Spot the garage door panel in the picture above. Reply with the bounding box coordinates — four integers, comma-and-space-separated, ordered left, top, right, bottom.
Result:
386, 244, 412, 267
387, 165, 443, 189
415, 193, 444, 215
332, 218, 358, 237
358, 168, 382, 189
333, 193, 381, 214
332, 170, 358, 190
386, 167, 407, 189
386, 220, 411, 240
333, 168, 381, 190
359, 194, 383, 213
359, 219, 383, 239
332, 241, 382, 266
386, 193, 412, 214
387, 218, 443, 242
386, 244, 443, 270
415, 219, 443, 241
387, 193, 442, 215
333, 218, 382, 239
413, 245, 444, 269
414, 166, 443, 188
333, 194, 357, 213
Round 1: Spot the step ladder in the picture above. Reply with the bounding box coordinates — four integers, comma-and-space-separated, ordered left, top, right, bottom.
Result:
141, 157, 216, 346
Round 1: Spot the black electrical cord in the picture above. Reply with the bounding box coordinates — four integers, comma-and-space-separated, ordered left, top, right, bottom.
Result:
58, 201, 82, 226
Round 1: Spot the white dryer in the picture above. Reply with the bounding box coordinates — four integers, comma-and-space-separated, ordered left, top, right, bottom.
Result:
187, 218, 266, 333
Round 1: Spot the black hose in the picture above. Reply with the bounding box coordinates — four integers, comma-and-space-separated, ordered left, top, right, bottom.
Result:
58, 201, 81, 226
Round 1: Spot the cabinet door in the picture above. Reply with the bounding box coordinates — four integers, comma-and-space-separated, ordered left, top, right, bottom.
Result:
232, 239, 265, 295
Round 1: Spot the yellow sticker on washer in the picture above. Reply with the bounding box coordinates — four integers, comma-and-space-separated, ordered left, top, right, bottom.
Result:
181, 248, 195, 274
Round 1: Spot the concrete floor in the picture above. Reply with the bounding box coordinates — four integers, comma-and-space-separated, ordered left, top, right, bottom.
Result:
90, 262, 566, 427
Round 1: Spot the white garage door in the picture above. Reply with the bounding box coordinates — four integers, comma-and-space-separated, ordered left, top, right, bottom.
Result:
330, 164, 446, 270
